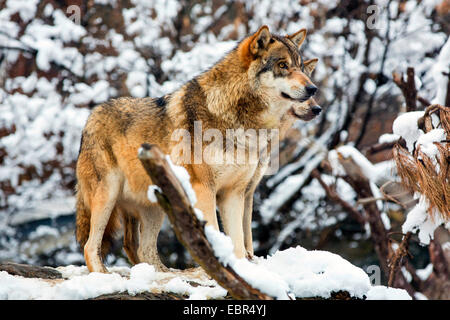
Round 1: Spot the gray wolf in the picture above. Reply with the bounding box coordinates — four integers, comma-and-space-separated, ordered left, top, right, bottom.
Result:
75, 25, 320, 273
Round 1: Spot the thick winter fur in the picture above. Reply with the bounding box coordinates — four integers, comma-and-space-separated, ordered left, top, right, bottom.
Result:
76, 26, 320, 272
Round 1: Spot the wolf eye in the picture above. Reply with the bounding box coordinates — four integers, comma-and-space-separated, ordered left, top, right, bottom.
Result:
278, 62, 288, 69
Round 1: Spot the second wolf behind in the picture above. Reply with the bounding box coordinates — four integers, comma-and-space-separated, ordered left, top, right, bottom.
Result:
76, 26, 321, 273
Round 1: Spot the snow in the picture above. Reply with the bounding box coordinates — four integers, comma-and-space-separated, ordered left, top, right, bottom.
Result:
414, 292, 429, 300
137, 151, 197, 206
259, 247, 372, 299
416, 128, 446, 159
328, 145, 390, 185
416, 263, 433, 281
371, 160, 399, 193
430, 37, 450, 105
4, 0, 39, 23
402, 195, 445, 245
366, 286, 412, 300
9, 196, 76, 226
378, 133, 400, 144
392, 111, 425, 152
165, 155, 197, 206
391, 108, 448, 242
0, 0, 447, 301
205, 226, 410, 300
28, 225, 59, 240
70, 81, 111, 105
259, 153, 324, 223
147, 185, 162, 203
0, 0, 447, 220
0, 264, 227, 300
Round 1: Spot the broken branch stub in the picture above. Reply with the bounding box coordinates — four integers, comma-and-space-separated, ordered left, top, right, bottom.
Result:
137, 143, 272, 300
392, 67, 417, 112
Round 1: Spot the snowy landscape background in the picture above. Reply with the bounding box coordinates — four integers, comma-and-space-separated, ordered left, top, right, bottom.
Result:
0, 0, 449, 299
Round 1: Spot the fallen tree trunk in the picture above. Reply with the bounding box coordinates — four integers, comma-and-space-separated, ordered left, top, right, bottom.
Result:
0, 262, 63, 280
91, 292, 188, 300
137, 143, 272, 300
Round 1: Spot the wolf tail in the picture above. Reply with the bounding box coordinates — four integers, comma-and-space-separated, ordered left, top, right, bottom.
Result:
75, 184, 91, 251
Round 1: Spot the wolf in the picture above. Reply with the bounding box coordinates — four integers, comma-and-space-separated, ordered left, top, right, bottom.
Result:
75, 25, 321, 273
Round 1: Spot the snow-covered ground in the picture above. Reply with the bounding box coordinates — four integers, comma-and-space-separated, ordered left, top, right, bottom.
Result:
0, 247, 411, 300
0, 264, 226, 300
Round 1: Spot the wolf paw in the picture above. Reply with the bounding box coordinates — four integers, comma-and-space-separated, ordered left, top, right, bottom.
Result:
245, 251, 255, 261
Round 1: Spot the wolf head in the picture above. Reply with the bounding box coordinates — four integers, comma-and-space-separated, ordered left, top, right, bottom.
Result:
286, 60, 321, 121
238, 26, 320, 121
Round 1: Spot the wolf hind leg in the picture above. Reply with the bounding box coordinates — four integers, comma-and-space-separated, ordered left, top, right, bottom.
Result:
84, 173, 121, 273
137, 205, 168, 272
122, 212, 140, 265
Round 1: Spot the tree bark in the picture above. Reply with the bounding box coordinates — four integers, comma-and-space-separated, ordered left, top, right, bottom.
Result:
392, 67, 417, 112
0, 262, 62, 280
388, 232, 412, 287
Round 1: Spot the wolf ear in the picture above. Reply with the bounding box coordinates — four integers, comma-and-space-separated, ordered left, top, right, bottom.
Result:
287, 28, 307, 48
249, 25, 271, 56
303, 58, 318, 75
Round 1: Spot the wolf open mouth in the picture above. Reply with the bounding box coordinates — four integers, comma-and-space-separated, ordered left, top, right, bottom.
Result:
281, 92, 308, 103
289, 107, 316, 121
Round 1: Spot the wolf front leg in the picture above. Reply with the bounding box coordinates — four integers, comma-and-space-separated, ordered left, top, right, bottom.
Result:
243, 192, 255, 259
192, 182, 219, 230
242, 160, 269, 260
217, 190, 246, 259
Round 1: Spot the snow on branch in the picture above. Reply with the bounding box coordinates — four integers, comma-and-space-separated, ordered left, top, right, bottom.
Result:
323, 145, 417, 295
393, 104, 450, 244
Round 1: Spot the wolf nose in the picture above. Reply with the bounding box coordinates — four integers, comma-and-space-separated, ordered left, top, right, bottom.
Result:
306, 85, 317, 96
311, 105, 322, 115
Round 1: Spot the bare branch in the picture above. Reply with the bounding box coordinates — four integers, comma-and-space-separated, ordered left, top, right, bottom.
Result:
311, 169, 366, 225
444, 71, 450, 108
364, 140, 398, 155
388, 232, 412, 287
392, 67, 418, 112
